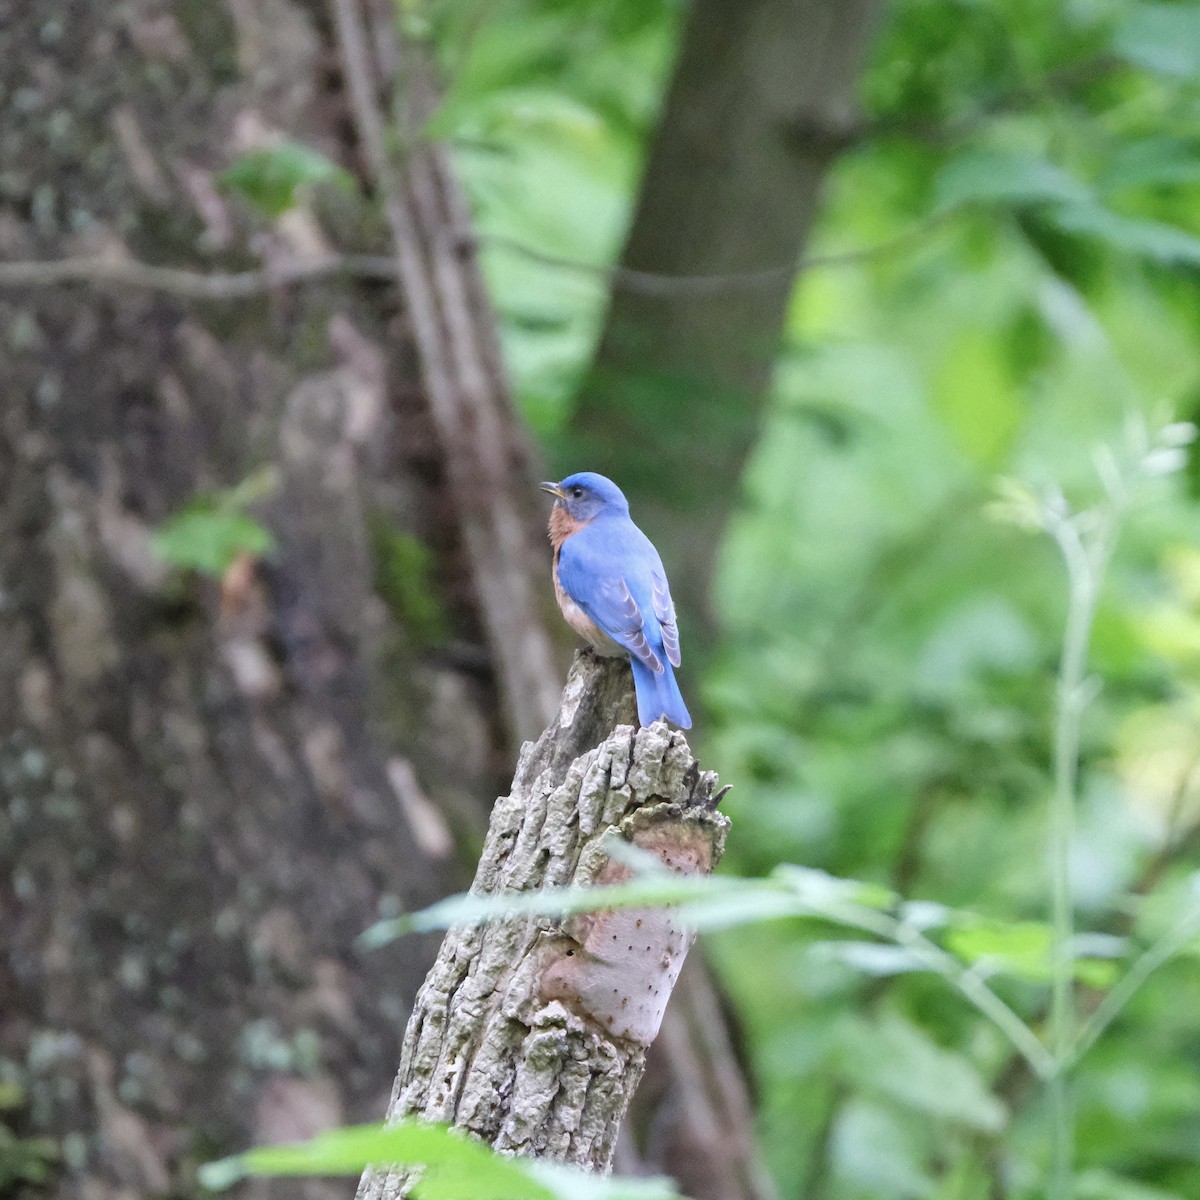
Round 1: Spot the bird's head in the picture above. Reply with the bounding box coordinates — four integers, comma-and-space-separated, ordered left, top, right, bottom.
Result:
539, 471, 630, 524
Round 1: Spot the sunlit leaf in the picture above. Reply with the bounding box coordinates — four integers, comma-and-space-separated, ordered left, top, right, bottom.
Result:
931, 329, 1021, 466
200, 1120, 679, 1199
151, 508, 274, 577
1113, 3, 1200, 77
945, 918, 1123, 987
935, 150, 1092, 212
220, 141, 356, 217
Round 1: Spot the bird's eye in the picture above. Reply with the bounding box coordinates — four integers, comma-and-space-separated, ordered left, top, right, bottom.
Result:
570, 486, 584, 499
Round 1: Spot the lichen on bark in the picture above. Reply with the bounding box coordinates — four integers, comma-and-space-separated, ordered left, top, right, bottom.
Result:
358, 652, 730, 1199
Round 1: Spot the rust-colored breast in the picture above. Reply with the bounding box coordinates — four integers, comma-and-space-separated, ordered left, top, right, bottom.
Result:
548, 503, 584, 551
549, 521, 623, 656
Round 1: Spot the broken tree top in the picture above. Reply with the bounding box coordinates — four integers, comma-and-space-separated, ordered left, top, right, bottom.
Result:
359, 652, 730, 1197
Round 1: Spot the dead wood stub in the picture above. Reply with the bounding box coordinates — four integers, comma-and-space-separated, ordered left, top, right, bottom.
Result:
358, 652, 730, 1196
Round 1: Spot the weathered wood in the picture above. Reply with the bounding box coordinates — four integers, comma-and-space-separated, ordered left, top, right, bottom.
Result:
358, 653, 730, 1197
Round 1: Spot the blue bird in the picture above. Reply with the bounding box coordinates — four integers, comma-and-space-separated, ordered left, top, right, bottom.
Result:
540, 472, 691, 729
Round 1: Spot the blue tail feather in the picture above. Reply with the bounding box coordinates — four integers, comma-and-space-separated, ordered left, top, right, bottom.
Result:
630, 658, 692, 729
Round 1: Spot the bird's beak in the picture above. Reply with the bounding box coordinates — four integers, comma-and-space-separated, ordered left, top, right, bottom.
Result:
539, 481, 566, 499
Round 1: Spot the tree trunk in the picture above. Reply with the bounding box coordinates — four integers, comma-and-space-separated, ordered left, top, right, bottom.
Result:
358, 653, 729, 1199
0, 2, 535, 1197
567, 0, 881, 621
0, 5, 770, 1200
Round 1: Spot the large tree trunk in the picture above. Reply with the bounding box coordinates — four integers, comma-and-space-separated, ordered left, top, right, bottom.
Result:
359, 654, 729, 1199
568, 0, 881, 621
0, 2, 532, 1197
1, 5, 772, 1200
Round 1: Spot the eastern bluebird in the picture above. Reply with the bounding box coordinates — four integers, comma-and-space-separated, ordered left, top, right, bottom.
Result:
540, 472, 691, 730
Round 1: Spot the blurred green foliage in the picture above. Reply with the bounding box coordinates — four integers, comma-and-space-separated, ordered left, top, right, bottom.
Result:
0, 1083, 58, 1190
219, 141, 355, 218
369, 514, 450, 645
417, 1, 1200, 1197
152, 468, 278, 577
201, 1117, 682, 1198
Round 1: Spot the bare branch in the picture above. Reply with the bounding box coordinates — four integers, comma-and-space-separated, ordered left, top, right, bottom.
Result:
0, 209, 953, 305
0, 253, 395, 297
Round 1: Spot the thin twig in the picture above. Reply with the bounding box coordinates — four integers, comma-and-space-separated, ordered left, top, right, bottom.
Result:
0, 212, 953, 303
470, 212, 953, 295
0, 254, 396, 297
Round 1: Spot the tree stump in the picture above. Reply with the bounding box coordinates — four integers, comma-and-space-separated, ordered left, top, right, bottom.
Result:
358, 652, 730, 1197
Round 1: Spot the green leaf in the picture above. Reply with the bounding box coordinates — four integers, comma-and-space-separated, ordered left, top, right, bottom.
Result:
360, 863, 893, 947
369, 515, 449, 644
151, 508, 274, 577
199, 1120, 680, 1199
931, 328, 1021, 466
836, 1013, 1007, 1132
1097, 138, 1200, 193
810, 940, 927, 976
830, 1099, 936, 1198
1076, 1167, 1187, 1200
151, 468, 279, 576
1050, 203, 1200, 266
1113, 3, 1200, 78
359, 871, 786, 947
0, 1126, 58, 1188
934, 150, 1092, 213
219, 141, 356, 217
945, 917, 1123, 987
529, 1163, 682, 1200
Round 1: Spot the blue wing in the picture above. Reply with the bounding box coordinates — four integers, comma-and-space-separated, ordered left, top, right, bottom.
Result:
557, 519, 672, 674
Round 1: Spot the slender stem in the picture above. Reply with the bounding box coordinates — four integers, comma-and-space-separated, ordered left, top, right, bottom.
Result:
816, 903, 1057, 1078
1044, 509, 1116, 1200
1069, 906, 1200, 1066
892, 925, 1059, 1079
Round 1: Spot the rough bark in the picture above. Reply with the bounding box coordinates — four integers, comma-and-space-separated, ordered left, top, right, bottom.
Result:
358, 653, 730, 1198
0, 2, 532, 1197
567, 0, 881, 621
0, 6, 767, 1200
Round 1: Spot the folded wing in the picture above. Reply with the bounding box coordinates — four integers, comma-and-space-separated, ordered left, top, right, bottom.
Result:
651, 570, 681, 668
558, 539, 665, 674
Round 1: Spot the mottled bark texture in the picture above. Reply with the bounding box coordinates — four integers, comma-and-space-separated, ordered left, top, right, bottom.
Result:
0, 2, 535, 1198
568, 0, 881, 622
358, 654, 730, 1198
